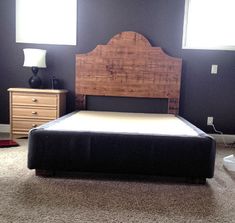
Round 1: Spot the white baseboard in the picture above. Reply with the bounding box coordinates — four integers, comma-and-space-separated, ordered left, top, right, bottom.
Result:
210, 134, 235, 144
0, 124, 10, 133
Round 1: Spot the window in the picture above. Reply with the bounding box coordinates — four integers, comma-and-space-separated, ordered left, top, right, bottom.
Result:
182, 0, 235, 50
16, 0, 77, 45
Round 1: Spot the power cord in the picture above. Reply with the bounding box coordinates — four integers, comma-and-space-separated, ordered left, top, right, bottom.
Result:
211, 123, 234, 172
211, 123, 230, 147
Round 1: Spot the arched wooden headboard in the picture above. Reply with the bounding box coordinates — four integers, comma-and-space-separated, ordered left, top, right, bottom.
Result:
75, 31, 182, 114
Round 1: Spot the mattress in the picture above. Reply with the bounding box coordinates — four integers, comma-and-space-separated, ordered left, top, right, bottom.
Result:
43, 111, 200, 136
28, 111, 216, 178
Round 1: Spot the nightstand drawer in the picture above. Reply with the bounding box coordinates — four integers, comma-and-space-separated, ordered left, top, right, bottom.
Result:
12, 119, 52, 132
12, 93, 57, 107
12, 108, 57, 119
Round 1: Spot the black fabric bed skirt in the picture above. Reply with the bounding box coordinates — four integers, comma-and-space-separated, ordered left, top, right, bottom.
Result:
28, 129, 216, 179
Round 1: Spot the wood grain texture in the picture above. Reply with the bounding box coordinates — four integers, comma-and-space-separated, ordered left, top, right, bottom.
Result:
76, 31, 182, 114
8, 88, 67, 138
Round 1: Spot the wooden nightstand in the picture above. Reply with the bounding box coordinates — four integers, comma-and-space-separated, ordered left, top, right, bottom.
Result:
8, 88, 68, 138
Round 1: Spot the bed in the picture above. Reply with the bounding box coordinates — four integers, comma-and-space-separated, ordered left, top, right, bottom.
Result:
28, 32, 216, 182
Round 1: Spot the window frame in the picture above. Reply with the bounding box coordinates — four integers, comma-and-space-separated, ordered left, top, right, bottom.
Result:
182, 0, 235, 51
16, 0, 77, 46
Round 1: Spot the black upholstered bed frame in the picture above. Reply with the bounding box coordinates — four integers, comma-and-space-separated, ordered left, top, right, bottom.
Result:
28, 32, 216, 183
28, 112, 215, 182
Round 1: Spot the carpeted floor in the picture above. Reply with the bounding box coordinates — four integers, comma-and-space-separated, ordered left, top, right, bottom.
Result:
0, 134, 235, 223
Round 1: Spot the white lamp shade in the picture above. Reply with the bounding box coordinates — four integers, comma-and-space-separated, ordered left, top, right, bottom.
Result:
23, 48, 47, 68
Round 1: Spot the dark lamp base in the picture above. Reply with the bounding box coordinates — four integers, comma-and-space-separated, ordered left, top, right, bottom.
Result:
29, 74, 42, 89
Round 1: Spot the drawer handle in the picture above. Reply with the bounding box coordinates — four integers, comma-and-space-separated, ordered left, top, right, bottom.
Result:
32, 111, 38, 115
32, 124, 37, 128
32, 98, 37, 102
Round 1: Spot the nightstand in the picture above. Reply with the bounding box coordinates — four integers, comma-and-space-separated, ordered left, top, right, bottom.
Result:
8, 88, 68, 138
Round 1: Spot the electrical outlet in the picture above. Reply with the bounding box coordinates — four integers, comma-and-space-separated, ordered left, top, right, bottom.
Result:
207, 117, 214, 126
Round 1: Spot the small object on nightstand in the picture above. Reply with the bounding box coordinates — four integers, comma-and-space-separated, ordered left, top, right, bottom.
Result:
51, 76, 60, 89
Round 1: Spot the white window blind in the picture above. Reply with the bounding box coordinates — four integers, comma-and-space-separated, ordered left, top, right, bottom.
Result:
16, 0, 77, 45
182, 0, 235, 50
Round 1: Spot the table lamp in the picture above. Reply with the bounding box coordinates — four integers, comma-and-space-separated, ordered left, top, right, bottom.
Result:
23, 48, 47, 88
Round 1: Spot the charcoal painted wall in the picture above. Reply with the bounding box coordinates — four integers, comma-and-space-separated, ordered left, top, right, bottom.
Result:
0, 0, 235, 134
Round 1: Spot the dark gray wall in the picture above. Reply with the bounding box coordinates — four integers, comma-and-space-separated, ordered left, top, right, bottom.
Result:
1, 0, 235, 133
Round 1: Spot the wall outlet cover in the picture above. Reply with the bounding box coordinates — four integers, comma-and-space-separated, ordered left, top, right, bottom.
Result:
207, 117, 214, 125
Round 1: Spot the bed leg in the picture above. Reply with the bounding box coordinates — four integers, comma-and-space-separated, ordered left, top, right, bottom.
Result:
35, 169, 55, 177
187, 177, 206, 184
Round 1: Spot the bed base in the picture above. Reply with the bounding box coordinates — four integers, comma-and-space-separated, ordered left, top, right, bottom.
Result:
35, 169, 55, 177
35, 169, 206, 184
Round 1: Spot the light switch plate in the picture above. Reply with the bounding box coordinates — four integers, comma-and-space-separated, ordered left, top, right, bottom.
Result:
211, 65, 218, 74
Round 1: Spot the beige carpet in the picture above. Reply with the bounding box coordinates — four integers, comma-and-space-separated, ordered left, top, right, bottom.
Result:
0, 134, 235, 223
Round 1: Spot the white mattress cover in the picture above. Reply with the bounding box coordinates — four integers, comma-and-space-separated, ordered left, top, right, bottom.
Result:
45, 111, 199, 136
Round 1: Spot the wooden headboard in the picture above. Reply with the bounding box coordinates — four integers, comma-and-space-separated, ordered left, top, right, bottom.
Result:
75, 31, 182, 114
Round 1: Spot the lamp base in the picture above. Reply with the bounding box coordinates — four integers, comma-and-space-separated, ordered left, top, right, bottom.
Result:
29, 73, 42, 89
28, 67, 42, 88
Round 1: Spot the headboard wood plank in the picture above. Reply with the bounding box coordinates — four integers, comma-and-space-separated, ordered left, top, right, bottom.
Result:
76, 32, 182, 114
